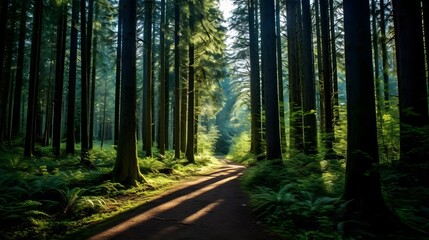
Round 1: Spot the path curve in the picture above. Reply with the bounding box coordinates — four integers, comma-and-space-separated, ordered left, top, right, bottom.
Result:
88, 162, 270, 240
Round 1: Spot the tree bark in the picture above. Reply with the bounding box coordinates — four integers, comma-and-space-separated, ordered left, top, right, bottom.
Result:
113, 0, 144, 185
114, 0, 123, 146
302, 0, 317, 153
53, 4, 68, 156
260, 0, 282, 160
158, 0, 167, 155
320, 0, 334, 155
66, 0, 79, 155
174, 0, 181, 159
343, 0, 387, 219
248, 0, 262, 157
24, 0, 43, 157
393, 0, 429, 165
12, 1, 28, 137
143, 0, 154, 157
80, 0, 90, 162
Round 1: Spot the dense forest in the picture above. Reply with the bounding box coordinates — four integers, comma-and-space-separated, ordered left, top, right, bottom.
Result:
0, 0, 428, 239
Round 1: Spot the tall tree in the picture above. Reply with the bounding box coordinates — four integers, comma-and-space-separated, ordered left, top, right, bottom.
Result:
320, 0, 334, 155
393, 0, 429, 165
275, 0, 286, 152
343, 0, 387, 220
24, 0, 44, 157
113, 0, 144, 185
302, 0, 317, 153
186, 0, 196, 164
80, 0, 90, 162
66, 0, 79, 155
174, 0, 181, 159
12, 1, 28, 137
260, 0, 282, 160
248, 0, 262, 156
286, 0, 303, 151
114, 0, 123, 146
158, 0, 167, 155
52, 3, 68, 156
0, 0, 9, 140
380, 0, 390, 110
143, 0, 154, 157
88, 0, 95, 150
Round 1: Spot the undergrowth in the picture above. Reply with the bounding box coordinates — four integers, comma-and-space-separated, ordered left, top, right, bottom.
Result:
0, 142, 220, 240
233, 152, 429, 239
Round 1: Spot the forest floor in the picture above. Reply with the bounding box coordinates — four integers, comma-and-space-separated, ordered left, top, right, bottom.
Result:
85, 161, 273, 240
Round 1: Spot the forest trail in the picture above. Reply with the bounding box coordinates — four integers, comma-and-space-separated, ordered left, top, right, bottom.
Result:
87, 161, 270, 240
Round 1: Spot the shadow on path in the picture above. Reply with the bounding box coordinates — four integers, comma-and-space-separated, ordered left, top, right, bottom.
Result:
87, 163, 269, 240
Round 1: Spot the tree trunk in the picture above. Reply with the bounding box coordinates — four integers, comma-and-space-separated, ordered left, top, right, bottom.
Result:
158, 0, 167, 155
344, 0, 387, 225
248, 0, 262, 157
371, 0, 383, 115
343, 0, 388, 221
393, 0, 429, 165
260, 0, 282, 160
174, 0, 181, 159
329, 0, 339, 124
315, 0, 325, 136
12, 1, 28, 137
186, 1, 195, 164
113, 0, 144, 185
80, 0, 90, 162
87, 0, 94, 150
302, 0, 317, 153
52, 4, 68, 156
24, 0, 43, 157
380, 0, 390, 110
66, 0, 79, 155
320, 0, 334, 155
143, 0, 154, 157
286, 0, 303, 152
275, 0, 287, 152
0, 0, 9, 141
114, 0, 123, 146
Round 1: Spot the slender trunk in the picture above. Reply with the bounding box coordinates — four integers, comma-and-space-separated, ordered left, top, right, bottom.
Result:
158, 0, 166, 155
114, 0, 123, 146
186, 1, 195, 163
320, 0, 334, 154
302, 0, 317, 153
286, 0, 303, 152
371, 0, 383, 114
53, 5, 68, 156
248, 0, 262, 156
87, 0, 94, 150
275, 0, 287, 152
380, 0, 390, 110
89, 1, 98, 150
24, 0, 43, 157
0, 0, 8, 141
101, 76, 107, 149
180, 56, 188, 153
66, 0, 79, 155
12, 1, 28, 137
315, 0, 325, 135
143, 0, 154, 157
174, 0, 181, 159
329, 0, 339, 124
80, 0, 90, 162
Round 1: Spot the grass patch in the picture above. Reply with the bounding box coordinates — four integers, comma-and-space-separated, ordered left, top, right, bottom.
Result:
0, 142, 221, 240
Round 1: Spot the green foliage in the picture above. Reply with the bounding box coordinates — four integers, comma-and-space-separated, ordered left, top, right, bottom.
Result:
227, 131, 251, 161
239, 153, 346, 239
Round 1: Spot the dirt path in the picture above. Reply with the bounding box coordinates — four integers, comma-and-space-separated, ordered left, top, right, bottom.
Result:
88, 162, 270, 240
